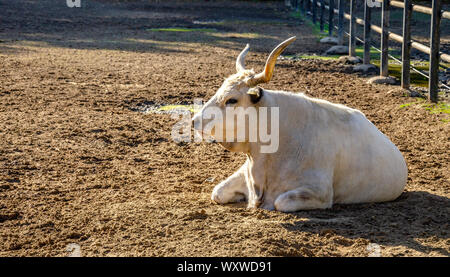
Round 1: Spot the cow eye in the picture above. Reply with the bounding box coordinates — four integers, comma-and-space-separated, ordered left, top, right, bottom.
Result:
225, 98, 238, 105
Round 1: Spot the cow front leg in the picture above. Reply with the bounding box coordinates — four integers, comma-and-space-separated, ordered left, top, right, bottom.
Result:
274, 185, 333, 212
211, 161, 248, 204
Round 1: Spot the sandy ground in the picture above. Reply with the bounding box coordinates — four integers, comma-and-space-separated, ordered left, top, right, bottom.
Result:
0, 0, 449, 257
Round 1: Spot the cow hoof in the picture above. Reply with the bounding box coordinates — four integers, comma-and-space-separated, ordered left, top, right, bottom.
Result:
211, 185, 245, 204
211, 189, 224, 204
274, 196, 296, 212
259, 202, 275, 211
211, 185, 231, 204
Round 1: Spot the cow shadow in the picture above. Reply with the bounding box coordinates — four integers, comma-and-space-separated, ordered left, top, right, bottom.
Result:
280, 191, 450, 256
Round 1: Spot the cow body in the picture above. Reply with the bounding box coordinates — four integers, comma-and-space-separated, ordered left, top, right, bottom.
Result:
193, 37, 407, 212
210, 89, 407, 211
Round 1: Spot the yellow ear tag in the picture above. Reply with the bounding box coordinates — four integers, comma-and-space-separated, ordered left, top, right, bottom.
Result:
247, 87, 260, 96
247, 87, 262, 104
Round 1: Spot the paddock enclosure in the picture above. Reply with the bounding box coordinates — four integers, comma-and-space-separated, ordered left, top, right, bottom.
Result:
0, 0, 449, 257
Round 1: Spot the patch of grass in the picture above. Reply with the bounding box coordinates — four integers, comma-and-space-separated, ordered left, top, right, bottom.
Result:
399, 102, 414, 109
422, 102, 450, 115
156, 104, 199, 113
138, 103, 199, 114
299, 54, 339, 60
211, 32, 263, 39
284, 54, 339, 60
147, 28, 216, 33
399, 100, 450, 123
207, 19, 288, 26
354, 47, 400, 61
290, 11, 329, 39
370, 60, 430, 88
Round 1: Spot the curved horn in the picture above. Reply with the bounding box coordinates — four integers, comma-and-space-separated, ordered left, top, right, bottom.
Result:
236, 44, 250, 72
247, 36, 296, 87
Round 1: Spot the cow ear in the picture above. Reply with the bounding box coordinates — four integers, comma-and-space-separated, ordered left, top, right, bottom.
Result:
248, 87, 263, 104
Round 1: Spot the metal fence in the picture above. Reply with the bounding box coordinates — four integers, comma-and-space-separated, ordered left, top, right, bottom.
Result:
287, 0, 450, 103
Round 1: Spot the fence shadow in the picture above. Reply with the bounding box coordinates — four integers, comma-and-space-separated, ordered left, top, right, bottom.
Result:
280, 191, 450, 256
0, 0, 307, 55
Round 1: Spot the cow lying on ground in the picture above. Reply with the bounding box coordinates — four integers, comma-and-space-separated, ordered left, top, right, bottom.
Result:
192, 37, 407, 212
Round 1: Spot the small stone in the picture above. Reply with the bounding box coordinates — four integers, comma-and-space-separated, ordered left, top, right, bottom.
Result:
409, 90, 424, 98
320, 36, 339, 45
353, 64, 378, 73
338, 55, 362, 64
367, 76, 397, 85
325, 45, 349, 55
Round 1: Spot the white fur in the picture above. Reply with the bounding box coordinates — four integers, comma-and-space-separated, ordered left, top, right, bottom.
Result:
193, 66, 407, 212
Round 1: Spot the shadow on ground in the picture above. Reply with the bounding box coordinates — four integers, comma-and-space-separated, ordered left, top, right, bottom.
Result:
0, 0, 308, 54
280, 191, 449, 256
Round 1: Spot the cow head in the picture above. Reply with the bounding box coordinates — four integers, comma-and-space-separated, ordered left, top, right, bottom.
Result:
192, 37, 296, 152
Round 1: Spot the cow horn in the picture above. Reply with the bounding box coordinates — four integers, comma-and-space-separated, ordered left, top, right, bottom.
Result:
247, 36, 296, 87
236, 44, 250, 72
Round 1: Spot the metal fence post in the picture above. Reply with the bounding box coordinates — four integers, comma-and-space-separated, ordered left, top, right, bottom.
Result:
320, 0, 325, 32
305, 0, 310, 17
429, 0, 442, 103
402, 0, 412, 89
328, 0, 335, 36
338, 0, 345, 45
313, 0, 317, 24
349, 0, 356, 57
363, 0, 372, 64
380, 0, 390, 77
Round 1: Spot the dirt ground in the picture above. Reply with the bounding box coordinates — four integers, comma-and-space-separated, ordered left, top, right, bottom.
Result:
0, 0, 449, 257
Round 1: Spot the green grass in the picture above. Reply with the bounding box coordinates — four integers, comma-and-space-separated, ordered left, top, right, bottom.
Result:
147, 28, 216, 33
371, 60, 430, 87
422, 102, 450, 115
399, 102, 415, 109
290, 11, 329, 40
143, 104, 199, 114
202, 19, 288, 26
283, 54, 339, 60
157, 104, 198, 113
399, 100, 450, 123
354, 47, 400, 61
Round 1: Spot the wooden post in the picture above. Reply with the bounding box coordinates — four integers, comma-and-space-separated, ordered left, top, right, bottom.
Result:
402, 0, 412, 89
349, 0, 356, 57
380, 0, 390, 77
328, 0, 334, 36
363, 0, 372, 64
429, 0, 441, 103
296, 0, 300, 12
313, 0, 317, 24
300, 0, 305, 15
338, 0, 345, 45
320, 0, 325, 32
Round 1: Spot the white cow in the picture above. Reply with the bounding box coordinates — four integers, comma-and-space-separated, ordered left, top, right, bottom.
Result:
192, 37, 407, 212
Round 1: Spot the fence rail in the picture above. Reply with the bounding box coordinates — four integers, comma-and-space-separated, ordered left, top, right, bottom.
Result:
290, 0, 450, 103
